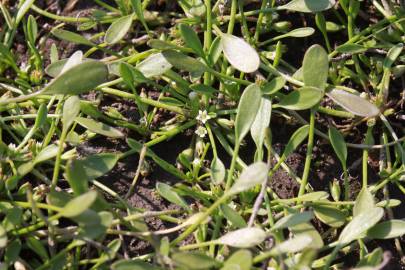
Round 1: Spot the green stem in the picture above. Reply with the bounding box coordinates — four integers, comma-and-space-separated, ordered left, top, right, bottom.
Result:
298, 110, 315, 197
225, 142, 241, 191
171, 194, 228, 246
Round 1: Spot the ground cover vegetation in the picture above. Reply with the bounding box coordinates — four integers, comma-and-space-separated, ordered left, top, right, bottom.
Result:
0, 0, 405, 269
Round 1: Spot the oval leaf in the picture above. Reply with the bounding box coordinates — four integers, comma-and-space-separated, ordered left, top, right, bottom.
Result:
303, 44, 329, 89
279, 0, 336, 13
61, 191, 98, 218
172, 252, 218, 270
328, 127, 347, 167
105, 14, 133, 44
162, 50, 207, 73
179, 24, 204, 57
327, 89, 380, 117
217, 227, 266, 248
367, 220, 405, 239
251, 97, 272, 149
137, 53, 172, 78
272, 211, 314, 231
75, 117, 124, 138
229, 162, 268, 195
269, 234, 313, 255
42, 61, 109, 95
338, 207, 384, 245
211, 157, 226, 185
221, 34, 260, 73
353, 187, 375, 217
156, 182, 189, 210
222, 250, 252, 270
235, 84, 262, 142
313, 205, 348, 228
276, 86, 324, 110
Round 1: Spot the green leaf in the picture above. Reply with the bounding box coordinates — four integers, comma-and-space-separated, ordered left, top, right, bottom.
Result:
130, 0, 149, 33
179, 24, 204, 57
219, 204, 247, 229
16, 0, 35, 25
336, 44, 367, 54
327, 89, 380, 117
162, 50, 207, 73
338, 207, 384, 245
290, 222, 324, 249
62, 96, 81, 131
353, 187, 375, 217
27, 15, 38, 44
302, 44, 329, 89
383, 43, 403, 69
221, 34, 260, 73
0, 225, 7, 248
367, 220, 405, 239
26, 237, 49, 261
120, 62, 147, 88
251, 97, 272, 150
274, 27, 315, 40
279, 0, 336, 13
235, 84, 262, 143
42, 61, 109, 95
172, 252, 218, 270
61, 51, 83, 74
269, 234, 313, 255
51, 28, 94, 46
211, 157, 226, 185
328, 127, 347, 167
61, 191, 98, 218
137, 53, 172, 78
282, 125, 309, 158
276, 86, 324, 110
272, 211, 314, 231
156, 182, 189, 210
112, 260, 162, 270
229, 162, 268, 195
221, 250, 252, 270
80, 153, 119, 180
262, 76, 286, 95
75, 117, 124, 138
216, 227, 266, 248
66, 159, 89, 195
313, 205, 348, 228
105, 14, 133, 44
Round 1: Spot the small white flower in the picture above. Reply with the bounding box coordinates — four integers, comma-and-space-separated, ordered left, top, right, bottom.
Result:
8, 143, 16, 152
196, 110, 211, 124
192, 158, 201, 166
195, 126, 208, 138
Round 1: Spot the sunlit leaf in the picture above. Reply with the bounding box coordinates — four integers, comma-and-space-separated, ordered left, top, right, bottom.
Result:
162, 50, 207, 73
276, 86, 324, 110
221, 250, 252, 270
221, 34, 260, 73
75, 117, 124, 138
105, 14, 133, 44
302, 44, 328, 89
279, 0, 336, 13
235, 84, 262, 143
220, 204, 247, 229
229, 162, 268, 195
367, 220, 405, 239
172, 252, 218, 270
211, 157, 226, 184
137, 53, 172, 78
156, 182, 189, 210
61, 191, 98, 218
338, 207, 384, 245
179, 24, 204, 57
269, 234, 313, 255
42, 61, 109, 95
327, 89, 380, 117
217, 227, 266, 248
328, 127, 347, 167
272, 211, 314, 231
353, 187, 375, 217
313, 205, 348, 228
